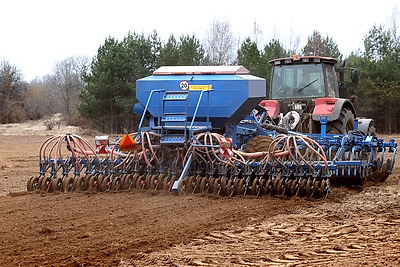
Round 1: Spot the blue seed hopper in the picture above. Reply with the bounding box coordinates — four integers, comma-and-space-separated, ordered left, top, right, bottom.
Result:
135, 66, 266, 132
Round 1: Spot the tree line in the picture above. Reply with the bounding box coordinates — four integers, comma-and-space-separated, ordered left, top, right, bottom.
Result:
0, 18, 399, 133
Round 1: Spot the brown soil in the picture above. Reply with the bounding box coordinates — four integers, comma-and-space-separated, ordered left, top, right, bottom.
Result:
0, 127, 399, 266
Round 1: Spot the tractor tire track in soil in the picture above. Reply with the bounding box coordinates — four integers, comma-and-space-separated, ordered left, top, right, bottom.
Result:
0, 134, 399, 266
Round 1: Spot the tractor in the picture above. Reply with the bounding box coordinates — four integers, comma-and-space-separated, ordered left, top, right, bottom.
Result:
260, 55, 374, 135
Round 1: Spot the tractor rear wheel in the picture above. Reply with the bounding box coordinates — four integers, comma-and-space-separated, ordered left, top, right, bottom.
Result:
245, 136, 273, 155
327, 108, 354, 134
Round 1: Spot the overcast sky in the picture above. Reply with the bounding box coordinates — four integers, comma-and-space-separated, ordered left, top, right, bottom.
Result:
0, 0, 399, 81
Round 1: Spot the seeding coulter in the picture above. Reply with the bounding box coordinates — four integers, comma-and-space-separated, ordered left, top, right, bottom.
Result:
27, 64, 397, 198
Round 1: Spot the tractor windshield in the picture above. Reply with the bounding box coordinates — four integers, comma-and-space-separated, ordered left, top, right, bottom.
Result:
271, 64, 326, 99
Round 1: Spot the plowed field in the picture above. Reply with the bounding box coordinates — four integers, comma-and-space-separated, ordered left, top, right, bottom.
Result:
0, 128, 399, 266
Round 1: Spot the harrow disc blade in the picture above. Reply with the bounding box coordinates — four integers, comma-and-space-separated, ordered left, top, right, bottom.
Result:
27, 176, 40, 192
50, 177, 63, 192
63, 177, 74, 192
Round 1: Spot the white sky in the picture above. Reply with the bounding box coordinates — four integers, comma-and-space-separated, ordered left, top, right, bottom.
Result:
0, 0, 399, 81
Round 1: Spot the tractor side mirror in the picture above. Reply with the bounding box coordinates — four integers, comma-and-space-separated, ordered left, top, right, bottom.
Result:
351, 68, 358, 84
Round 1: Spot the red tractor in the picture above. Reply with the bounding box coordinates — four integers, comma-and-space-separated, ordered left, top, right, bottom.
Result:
260, 55, 374, 135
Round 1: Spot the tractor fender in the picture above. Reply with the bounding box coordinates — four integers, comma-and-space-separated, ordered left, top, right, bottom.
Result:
312, 98, 356, 121
358, 118, 375, 135
259, 100, 280, 119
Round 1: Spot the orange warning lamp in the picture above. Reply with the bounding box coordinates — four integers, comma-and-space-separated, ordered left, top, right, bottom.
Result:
118, 134, 139, 151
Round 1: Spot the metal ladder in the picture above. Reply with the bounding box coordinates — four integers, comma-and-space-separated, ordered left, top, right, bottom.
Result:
159, 90, 212, 145
160, 91, 189, 144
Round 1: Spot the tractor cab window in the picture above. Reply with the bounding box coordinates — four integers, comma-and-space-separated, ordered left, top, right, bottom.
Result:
324, 64, 339, 98
271, 64, 325, 99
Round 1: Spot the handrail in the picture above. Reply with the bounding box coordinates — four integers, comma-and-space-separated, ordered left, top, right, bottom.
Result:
189, 89, 213, 138
137, 89, 165, 137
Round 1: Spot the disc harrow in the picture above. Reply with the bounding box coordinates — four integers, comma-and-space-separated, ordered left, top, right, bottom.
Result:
27, 130, 397, 200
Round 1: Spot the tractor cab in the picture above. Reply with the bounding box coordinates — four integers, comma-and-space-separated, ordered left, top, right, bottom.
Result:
270, 56, 339, 100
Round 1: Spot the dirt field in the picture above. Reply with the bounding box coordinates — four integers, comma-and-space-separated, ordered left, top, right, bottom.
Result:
0, 121, 399, 266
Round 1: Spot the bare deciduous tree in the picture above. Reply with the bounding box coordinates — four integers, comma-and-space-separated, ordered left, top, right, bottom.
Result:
49, 56, 89, 124
251, 20, 263, 49
0, 60, 27, 123
204, 18, 237, 65
286, 23, 301, 55
24, 76, 58, 120
389, 7, 399, 41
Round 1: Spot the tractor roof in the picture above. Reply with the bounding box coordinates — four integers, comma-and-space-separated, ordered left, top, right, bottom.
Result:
269, 55, 337, 66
